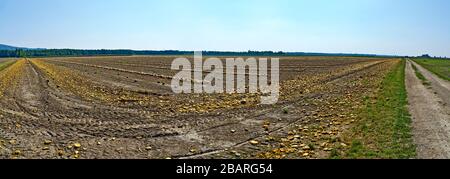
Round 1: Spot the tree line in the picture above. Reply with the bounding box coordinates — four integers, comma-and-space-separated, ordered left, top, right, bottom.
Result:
0, 49, 193, 58
0, 49, 392, 58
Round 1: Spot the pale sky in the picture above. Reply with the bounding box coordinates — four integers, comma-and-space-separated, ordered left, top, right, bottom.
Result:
0, 0, 449, 56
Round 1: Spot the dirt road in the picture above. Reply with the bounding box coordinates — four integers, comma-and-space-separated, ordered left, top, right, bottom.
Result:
405, 60, 450, 159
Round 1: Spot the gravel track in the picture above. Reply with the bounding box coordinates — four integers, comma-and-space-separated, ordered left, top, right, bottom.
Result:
406, 60, 450, 159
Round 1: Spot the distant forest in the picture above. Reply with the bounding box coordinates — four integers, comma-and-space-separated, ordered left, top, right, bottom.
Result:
0, 49, 393, 58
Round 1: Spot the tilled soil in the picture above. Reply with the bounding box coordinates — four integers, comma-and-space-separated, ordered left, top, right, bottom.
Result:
0, 56, 396, 159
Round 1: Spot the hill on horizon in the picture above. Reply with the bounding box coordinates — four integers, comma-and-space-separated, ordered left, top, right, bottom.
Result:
0, 44, 21, 50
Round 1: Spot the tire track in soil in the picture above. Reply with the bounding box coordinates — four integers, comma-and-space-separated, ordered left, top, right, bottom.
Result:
1, 57, 388, 159
1, 59, 180, 158
69, 59, 386, 158
44, 59, 174, 96
27, 59, 178, 137
59, 60, 310, 76
8, 59, 269, 158
44, 59, 208, 84
177, 60, 388, 159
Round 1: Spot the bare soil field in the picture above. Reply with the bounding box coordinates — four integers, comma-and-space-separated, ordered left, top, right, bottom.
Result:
0, 56, 399, 159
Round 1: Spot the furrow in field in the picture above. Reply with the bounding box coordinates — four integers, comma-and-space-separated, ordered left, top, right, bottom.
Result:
0, 59, 187, 158
45, 59, 211, 84
178, 59, 395, 159
47, 56, 376, 81
32, 59, 261, 114
1, 56, 398, 159
53, 60, 318, 75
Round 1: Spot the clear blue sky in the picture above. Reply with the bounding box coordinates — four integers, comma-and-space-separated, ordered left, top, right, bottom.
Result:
1, 0, 449, 56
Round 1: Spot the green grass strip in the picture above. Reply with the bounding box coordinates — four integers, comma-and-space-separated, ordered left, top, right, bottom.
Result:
414, 58, 450, 81
344, 59, 416, 159
0, 60, 17, 71
411, 63, 431, 86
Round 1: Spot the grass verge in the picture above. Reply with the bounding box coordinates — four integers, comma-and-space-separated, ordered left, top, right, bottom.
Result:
413, 58, 450, 81
343, 59, 416, 159
411, 63, 431, 86
0, 60, 17, 71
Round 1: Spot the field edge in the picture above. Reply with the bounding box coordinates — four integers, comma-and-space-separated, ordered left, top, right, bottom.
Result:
413, 58, 450, 82
341, 59, 416, 159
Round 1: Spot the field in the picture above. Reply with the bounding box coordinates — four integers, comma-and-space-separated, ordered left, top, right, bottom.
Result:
0, 56, 407, 159
413, 58, 450, 81
0, 59, 16, 71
